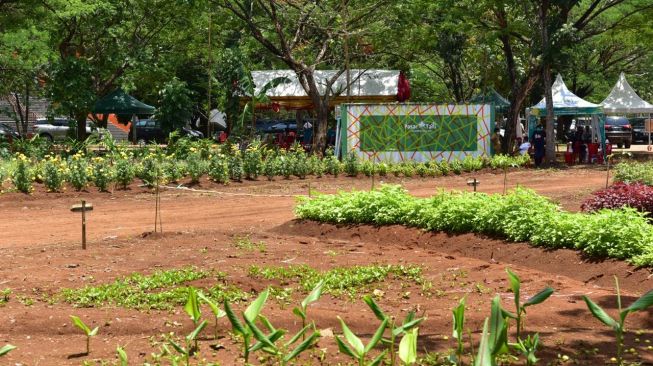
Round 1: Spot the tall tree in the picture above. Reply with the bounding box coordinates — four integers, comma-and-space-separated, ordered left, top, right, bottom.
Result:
217, 0, 393, 153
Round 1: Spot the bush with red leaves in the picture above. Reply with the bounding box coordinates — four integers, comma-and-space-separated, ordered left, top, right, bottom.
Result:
581, 182, 653, 216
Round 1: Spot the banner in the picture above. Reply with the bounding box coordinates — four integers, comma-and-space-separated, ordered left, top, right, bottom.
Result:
340, 104, 494, 162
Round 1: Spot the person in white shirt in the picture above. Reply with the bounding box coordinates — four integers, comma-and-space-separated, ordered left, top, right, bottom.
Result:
518, 136, 531, 155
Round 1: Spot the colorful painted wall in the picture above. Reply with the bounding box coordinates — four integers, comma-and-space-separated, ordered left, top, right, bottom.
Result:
339, 104, 494, 162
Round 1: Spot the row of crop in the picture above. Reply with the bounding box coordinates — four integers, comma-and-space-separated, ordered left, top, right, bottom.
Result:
4, 267, 651, 365
0, 147, 530, 193
613, 161, 653, 186
295, 185, 653, 266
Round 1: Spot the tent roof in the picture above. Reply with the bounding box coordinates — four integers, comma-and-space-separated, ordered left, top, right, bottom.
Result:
531, 74, 601, 113
600, 73, 653, 114
92, 89, 155, 115
469, 87, 510, 111
251, 69, 400, 98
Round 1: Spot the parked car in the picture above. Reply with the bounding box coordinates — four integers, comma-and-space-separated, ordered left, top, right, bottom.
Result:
604, 116, 632, 148
129, 119, 204, 143
0, 123, 21, 143
629, 117, 650, 143
33, 117, 109, 142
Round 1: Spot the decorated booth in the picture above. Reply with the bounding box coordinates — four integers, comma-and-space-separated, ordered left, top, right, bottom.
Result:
338, 103, 494, 163
601, 72, 653, 144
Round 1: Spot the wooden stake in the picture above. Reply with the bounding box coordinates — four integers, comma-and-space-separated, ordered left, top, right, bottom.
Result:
81, 200, 87, 250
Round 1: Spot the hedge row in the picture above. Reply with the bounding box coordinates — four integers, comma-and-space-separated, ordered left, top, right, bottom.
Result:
295, 185, 653, 266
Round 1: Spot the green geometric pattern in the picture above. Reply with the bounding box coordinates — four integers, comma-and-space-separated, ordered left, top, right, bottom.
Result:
359, 115, 478, 152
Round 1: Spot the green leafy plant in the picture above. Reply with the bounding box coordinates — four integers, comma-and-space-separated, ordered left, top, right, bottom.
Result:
186, 153, 207, 184
114, 153, 136, 189
197, 291, 226, 339
335, 315, 388, 366
91, 156, 114, 191
0, 344, 16, 357
224, 288, 270, 364
42, 155, 66, 192
184, 287, 203, 350
208, 154, 230, 184
70, 315, 99, 355
505, 268, 554, 338
398, 327, 418, 365
116, 345, 128, 366
67, 153, 90, 190
451, 297, 466, 365
168, 320, 208, 365
363, 294, 424, 366
510, 333, 540, 366
243, 141, 263, 180
583, 277, 653, 364
11, 153, 33, 193
292, 280, 324, 334
344, 152, 360, 177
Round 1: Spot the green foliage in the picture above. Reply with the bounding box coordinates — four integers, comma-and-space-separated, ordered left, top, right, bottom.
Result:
510, 334, 540, 366
67, 153, 90, 191
248, 264, 424, 298
398, 327, 418, 365
114, 153, 136, 189
451, 297, 466, 365
505, 268, 553, 339
156, 78, 194, 134
186, 152, 207, 184
344, 152, 360, 177
0, 344, 16, 357
42, 155, 66, 192
613, 161, 653, 186
295, 185, 653, 265
228, 149, 244, 182
61, 267, 247, 310
91, 156, 114, 191
243, 141, 263, 180
11, 153, 33, 193
208, 154, 230, 184
336, 316, 388, 366
70, 315, 99, 354
583, 276, 653, 364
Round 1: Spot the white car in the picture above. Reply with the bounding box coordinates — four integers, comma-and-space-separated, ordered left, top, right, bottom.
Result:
33, 118, 110, 141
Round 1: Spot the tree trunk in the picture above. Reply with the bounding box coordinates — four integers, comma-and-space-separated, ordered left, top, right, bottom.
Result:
314, 102, 328, 155
76, 114, 87, 141
24, 80, 30, 138
539, 1, 556, 164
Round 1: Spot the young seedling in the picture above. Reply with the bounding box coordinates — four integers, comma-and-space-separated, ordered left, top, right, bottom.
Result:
474, 318, 492, 366
224, 288, 270, 364
293, 280, 325, 335
335, 315, 389, 366
168, 320, 208, 366
70, 315, 99, 355
363, 295, 424, 366
197, 291, 226, 339
451, 296, 466, 365
506, 268, 554, 339
510, 333, 540, 366
245, 313, 321, 365
0, 344, 16, 357
116, 346, 128, 366
398, 327, 418, 365
184, 287, 203, 351
583, 276, 653, 365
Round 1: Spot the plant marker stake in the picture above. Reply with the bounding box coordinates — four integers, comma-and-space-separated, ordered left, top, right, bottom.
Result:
466, 178, 480, 192
71, 201, 93, 249
308, 181, 311, 197
605, 155, 611, 189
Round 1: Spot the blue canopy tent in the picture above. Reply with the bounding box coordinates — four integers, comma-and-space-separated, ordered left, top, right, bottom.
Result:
527, 74, 606, 158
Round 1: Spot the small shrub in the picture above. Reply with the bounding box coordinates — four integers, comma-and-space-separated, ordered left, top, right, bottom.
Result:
91, 157, 114, 192
360, 160, 374, 177
186, 153, 207, 184
262, 155, 278, 181
581, 182, 653, 216
228, 149, 244, 182
115, 153, 136, 189
68, 154, 90, 191
344, 152, 359, 177
613, 161, 653, 186
377, 162, 388, 177
208, 154, 229, 184
415, 163, 428, 177
42, 156, 66, 192
243, 142, 263, 180
11, 154, 33, 193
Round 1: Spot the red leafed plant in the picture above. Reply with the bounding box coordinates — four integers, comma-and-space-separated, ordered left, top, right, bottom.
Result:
581, 182, 653, 216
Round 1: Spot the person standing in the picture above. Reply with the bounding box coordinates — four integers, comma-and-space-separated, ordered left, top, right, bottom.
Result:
491, 128, 502, 155
532, 123, 546, 167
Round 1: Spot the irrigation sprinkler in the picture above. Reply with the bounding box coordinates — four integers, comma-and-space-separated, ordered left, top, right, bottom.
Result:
466, 178, 480, 192
71, 200, 93, 250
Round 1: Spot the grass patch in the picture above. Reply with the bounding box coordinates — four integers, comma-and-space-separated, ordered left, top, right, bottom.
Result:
0, 288, 10, 306
232, 234, 266, 252
248, 264, 424, 298
61, 267, 248, 310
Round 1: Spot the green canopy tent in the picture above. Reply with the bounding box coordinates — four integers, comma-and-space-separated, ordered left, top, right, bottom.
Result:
469, 87, 510, 114
92, 89, 155, 143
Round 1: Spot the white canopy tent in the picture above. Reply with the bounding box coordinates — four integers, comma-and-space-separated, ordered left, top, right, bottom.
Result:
600, 73, 653, 114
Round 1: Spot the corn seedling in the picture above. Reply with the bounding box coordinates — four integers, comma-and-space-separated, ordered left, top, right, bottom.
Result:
451, 296, 466, 365
116, 346, 128, 366
335, 315, 389, 366
184, 287, 203, 350
197, 291, 226, 339
70, 315, 99, 355
363, 294, 424, 366
510, 333, 540, 366
583, 276, 653, 365
245, 313, 321, 365
398, 327, 418, 365
292, 280, 324, 336
474, 318, 492, 366
505, 268, 554, 339
168, 320, 208, 365
224, 288, 270, 364
0, 344, 16, 357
